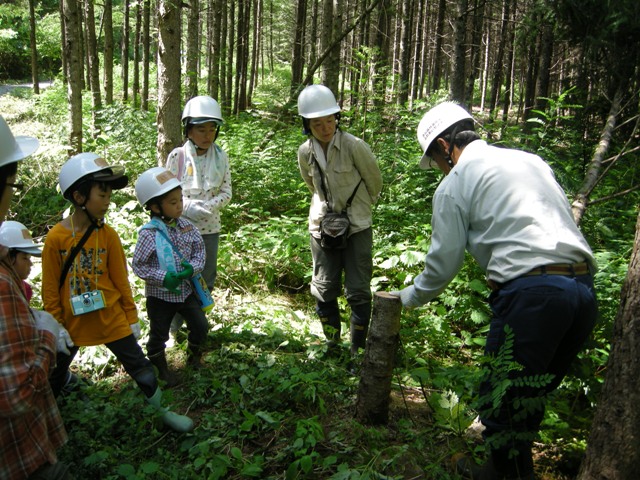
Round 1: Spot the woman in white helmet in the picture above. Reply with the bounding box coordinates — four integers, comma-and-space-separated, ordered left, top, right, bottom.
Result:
166, 95, 232, 292
391, 102, 597, 479
165, 95, 231, 338
297, 85, 383, 367
42, 152, 194, 433
0, 116, 72, 479
132, 167, 209, 387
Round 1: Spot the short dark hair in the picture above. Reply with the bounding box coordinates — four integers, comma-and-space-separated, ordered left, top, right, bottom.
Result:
427, 119, 479, 156
65, 179, 112, 204
301, 112, 341, 136
0, 162, 19, 199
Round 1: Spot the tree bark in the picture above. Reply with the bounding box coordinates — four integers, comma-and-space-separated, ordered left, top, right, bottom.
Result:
355, 291, 402, 425
450, 0, 468, 102
185, 0, 200, 102
103, 0, 114, 104
141, 0, 150, 110
121, 0, 130, 101
84, 0, 102, 119
62, 0, 83, 155
577, 210, 640, 479
156, 0, 182, 165
291, 0, 307, 92
28, 0, 39, 94
571, 86, 623, 226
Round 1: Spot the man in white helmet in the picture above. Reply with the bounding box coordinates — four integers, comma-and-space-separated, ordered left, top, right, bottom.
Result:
391, 102, 598, 479
297, 85, 382, 368
0, 116, 72, 479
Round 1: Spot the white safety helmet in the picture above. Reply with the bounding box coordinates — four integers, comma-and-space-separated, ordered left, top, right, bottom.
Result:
0, 220, 43, 256
135, 167, 181, 207
59, 152, 128, 199
0, 116, 39, 168
182, 96, 224, 126
297, 85, 340, 119
417, 102, 473, 169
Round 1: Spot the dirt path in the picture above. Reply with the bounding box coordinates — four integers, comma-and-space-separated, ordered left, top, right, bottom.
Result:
0, 81, 53, 96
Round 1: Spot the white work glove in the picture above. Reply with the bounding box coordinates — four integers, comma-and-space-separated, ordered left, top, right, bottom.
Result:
57, 327, 74, 355
130, 321, 142, 340
389, 286, 424, 309
32, 309, 61, 343
183, 199, 211, 222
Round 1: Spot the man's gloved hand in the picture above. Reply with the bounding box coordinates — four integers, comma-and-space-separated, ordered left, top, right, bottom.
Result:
57, 326, 74, 355
177, 261, 194, 279
183, 199, 211, 222
388, 286, 423, 309
163, 272, 182, 294
130, 321, 142, 340
32, 310, 61, 342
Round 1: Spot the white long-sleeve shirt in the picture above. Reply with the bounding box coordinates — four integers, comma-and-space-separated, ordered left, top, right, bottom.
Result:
399, 140, 596, 307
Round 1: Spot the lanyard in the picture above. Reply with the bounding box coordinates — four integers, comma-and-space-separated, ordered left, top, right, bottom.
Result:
69, 215, 99, 295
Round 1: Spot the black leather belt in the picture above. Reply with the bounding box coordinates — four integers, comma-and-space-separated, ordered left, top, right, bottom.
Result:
488, 262, 590, 292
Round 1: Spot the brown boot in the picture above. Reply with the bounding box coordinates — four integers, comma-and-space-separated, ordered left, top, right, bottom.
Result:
149, 351, 180, 388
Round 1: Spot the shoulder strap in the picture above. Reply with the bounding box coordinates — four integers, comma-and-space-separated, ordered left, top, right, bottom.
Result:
59, 225, 97, 289
155, 226, 185, 261
312, 156, 362, 213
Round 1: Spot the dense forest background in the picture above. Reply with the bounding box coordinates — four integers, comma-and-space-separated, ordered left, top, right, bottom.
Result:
1, 0, 640, 478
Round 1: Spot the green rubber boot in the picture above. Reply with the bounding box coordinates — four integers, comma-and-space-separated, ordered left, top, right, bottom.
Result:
146, 387, 194, 433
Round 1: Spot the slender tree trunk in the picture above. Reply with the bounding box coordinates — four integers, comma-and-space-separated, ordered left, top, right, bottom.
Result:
372, 0, 390, 108
396, 0, 413, 106
104, 0, 114, 104
185, 0, 200, 102
122, 0, 130, 101
209, 0, 222, 99
320, 0, 338, 93
247, 0, 260, 106
224, 0, 235, 113
450, 0, 467, 102
464, 0, 485, 110
141, 0, 150, 110
571, 86, 623, 226
577, 209, 640, 479
488, 0, 508, 114
28, 0, 39, 94
62, 0, 83, 155
156, 0, 182, 165
533, 20, 554, 112
133, 0, 142, 108
307, 0, 319, 82
83, 0, 102, 125
291, 0, 307, 93
59, 0, 68, 85
431, 0, 446, 92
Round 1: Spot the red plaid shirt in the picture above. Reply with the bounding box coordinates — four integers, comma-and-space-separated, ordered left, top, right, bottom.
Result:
0, 258, 67, 479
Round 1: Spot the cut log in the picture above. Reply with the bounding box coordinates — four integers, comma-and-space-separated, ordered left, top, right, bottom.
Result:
355, 291, 402, 425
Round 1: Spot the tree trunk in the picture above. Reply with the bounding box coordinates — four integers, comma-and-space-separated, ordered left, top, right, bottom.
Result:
103, 0, 114, 104
209, 0, 223, 100
431, 0, 446, 93
142, 0, 150, 110
320, 0, 338, 92
59, 0, 68, 85
122, 0, 130, 101
185, 0, 200, 102
291, 0, 307, 93
355, 292, 402, 425
372, 0, 390, 108
450, 0, 468, 102
62, 0, 83, 155
84, 0, 102, 120
571, 85, 623, 226
396, 0, 413, 106
488, 0, 509, 114
133, 0, 142, 108
156, 0, 182, 165
577, 210, 640, 479
28, 0, 39, 94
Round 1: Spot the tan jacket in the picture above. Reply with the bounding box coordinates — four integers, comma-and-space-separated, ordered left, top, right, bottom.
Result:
298, 130, 382, 237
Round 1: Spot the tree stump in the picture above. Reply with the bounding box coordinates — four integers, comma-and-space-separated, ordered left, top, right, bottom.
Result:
355, 291, 402, 425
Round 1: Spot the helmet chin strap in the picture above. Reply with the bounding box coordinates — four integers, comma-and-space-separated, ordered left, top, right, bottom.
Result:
80, 204, 103, 228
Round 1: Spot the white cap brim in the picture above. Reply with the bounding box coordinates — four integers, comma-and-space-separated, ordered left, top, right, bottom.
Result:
9, 136, 39, 164
419, 151, 435, 169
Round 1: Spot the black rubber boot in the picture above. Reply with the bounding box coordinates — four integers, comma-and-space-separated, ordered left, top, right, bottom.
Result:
349, 303, 371, 354
187, 343, 203, 369
148, 351, 179, 388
